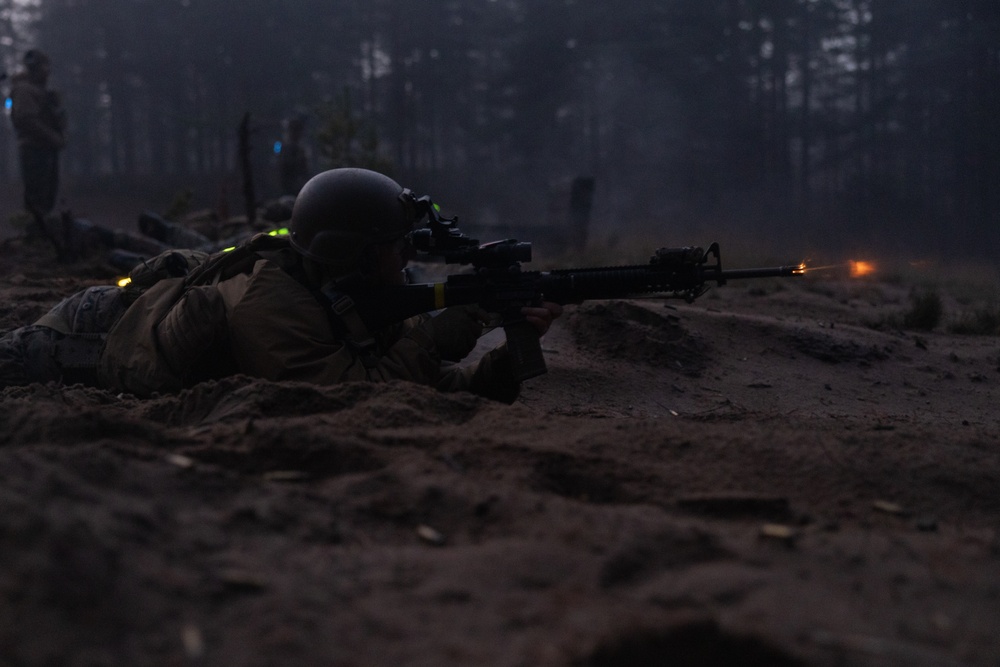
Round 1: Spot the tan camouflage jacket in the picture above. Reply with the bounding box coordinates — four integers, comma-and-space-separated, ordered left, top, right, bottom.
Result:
99, 253, 519, 402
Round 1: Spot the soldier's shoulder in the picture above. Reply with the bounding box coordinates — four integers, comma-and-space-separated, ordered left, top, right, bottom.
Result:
10, 72, 40, 94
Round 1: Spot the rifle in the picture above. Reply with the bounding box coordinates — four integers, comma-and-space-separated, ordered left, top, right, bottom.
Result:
339, 199, 804, 382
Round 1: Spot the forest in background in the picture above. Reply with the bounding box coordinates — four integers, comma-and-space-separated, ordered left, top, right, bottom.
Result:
1, 0, 998, 261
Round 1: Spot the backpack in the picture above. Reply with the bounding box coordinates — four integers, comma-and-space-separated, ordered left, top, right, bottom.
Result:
97, 233, 293, 396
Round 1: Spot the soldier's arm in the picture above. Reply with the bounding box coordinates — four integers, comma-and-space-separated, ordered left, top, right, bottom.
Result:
435, 344, 520, 404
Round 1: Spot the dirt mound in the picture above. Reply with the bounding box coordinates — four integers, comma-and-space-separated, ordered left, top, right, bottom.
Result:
567, 301, 710, 376
782, 326, 896, 364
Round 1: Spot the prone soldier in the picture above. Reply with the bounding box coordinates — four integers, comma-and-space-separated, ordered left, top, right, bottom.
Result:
0, 168, 563, 403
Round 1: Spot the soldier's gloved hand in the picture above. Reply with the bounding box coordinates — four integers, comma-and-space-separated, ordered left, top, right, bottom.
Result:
417, 304, 489, 362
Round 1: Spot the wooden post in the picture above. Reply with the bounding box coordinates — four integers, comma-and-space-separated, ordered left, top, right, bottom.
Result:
238, 113, 257, 224
568, 176, 595, 251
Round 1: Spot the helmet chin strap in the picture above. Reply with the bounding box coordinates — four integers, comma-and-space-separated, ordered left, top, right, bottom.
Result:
301, 239, 391, 291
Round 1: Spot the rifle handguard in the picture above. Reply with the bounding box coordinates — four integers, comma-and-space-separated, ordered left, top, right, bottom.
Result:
503, 319, 547, 382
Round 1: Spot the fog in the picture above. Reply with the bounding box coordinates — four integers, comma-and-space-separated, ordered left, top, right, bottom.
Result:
1, 0, 998, 261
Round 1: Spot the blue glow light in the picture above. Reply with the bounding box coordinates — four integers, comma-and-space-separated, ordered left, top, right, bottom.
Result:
273, 140, 282, 154
4, 98, 11, 111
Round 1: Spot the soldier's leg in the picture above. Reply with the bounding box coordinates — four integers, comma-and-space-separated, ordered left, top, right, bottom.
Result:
138, 211, 212, 249
40, 149, 60, 213
19, 144, 44, 213
18, 145, 58, 215
0, 325, 65, 387
1, 286, 126, 388
42, 216, 170, 260
34, 285, 127, 334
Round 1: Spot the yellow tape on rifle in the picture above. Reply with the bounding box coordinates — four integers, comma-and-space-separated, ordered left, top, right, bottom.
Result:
434, 283, 446, 310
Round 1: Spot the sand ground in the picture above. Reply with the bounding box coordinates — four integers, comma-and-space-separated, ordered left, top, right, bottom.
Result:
0, 231, 998, 666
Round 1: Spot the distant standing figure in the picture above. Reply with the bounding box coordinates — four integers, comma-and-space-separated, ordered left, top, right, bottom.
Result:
10, 49, 66, 216
278, 115, 311, 197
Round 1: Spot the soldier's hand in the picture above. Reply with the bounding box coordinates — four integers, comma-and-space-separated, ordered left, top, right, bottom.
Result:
521, 301, 563, 337
420, 304, 489, 362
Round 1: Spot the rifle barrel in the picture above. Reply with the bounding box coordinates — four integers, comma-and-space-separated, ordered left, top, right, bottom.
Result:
349, 260, 804, 331
713, 265, 804, 281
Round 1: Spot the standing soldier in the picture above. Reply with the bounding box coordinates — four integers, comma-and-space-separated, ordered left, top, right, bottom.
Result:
10, 49, 66, 216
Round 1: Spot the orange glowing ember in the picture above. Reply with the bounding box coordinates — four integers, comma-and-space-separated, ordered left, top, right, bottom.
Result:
849, 260, 876, 278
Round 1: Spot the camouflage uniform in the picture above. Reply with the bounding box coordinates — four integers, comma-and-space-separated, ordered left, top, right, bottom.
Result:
0, 286, 126, 387
10, 56, 66, 215
0, 237, 520, 402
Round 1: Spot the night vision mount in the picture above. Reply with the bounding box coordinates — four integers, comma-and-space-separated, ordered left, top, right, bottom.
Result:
406, 193, 532, 269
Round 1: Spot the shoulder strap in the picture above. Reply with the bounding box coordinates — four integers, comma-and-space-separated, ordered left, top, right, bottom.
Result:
184, 232, 292, 288
320, 288, 381, 370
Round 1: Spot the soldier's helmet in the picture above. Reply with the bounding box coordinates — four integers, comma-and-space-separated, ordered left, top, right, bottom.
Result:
23, 49, 50, 70
289, 168, 419, 268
